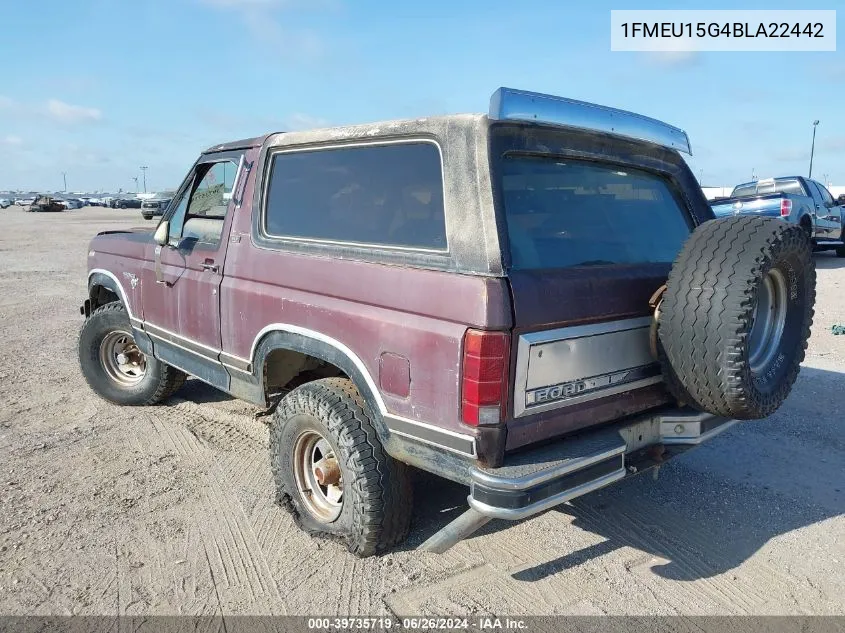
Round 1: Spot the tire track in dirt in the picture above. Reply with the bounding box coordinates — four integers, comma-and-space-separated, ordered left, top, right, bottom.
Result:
132, 408, 286, 614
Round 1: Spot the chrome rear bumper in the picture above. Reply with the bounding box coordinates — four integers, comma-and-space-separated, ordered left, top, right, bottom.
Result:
420, 408, 735, 552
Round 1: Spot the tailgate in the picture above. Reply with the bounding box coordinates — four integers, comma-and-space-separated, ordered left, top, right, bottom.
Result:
488, 124, 709, 449
711, 194, 785, 217
509, 267, 664, 419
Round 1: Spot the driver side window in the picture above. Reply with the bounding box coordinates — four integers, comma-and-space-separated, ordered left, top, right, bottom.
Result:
168, 158, 240, 248
817, 183, 834, 206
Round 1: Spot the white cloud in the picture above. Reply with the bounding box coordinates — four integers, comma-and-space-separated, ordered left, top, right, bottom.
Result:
643, 51, 701, 69
0, 95, 15, 109
46, 99, 102, 123
200, 0, 282, 6
820, 136, 845, 153
2, 135, 22, 146
199, 0, 330, 61
285, 113, 329, 130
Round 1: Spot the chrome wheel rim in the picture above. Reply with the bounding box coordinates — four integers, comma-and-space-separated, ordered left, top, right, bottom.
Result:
99, 330, 147, 386
748, 269, 788, 376
293, 430, 343, 523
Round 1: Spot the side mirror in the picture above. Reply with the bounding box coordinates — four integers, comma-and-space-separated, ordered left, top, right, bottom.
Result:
153, 220, 170, 246
837, 194, 845, 206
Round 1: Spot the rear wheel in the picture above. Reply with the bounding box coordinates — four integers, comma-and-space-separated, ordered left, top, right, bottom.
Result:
79, 302, 186, 405
799, 217, 813, 241
658, 216, 815, 419
270, 378, 412, 557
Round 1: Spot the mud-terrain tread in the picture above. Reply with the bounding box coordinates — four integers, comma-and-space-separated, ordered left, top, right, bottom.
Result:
658, 216, 814, 419
270, 378, 412, 557
79, 302, 187, 406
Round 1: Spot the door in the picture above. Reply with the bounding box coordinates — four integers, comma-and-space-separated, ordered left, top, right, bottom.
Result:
812, 181, 842, 240
140, 154, 242, 388
806, 181, 837, 240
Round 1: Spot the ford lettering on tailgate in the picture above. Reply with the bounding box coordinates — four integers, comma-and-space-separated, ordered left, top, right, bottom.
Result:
526, 366, 656, 408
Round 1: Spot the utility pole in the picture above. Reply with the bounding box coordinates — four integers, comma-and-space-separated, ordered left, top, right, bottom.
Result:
809, 120, 819, 179
752, 168, 757, 182
140, 166, 148, 193
132, 176, 139, 191
62, 172, 67, 192
698, 169, 703, 185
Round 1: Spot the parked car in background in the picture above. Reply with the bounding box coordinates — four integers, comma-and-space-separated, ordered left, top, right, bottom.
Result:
64, 198, 84, 209
15, 198, 35, 207
112, 197, 143, 209
0, 198, 11, 208
141, 196, 171, 220
27, 195, 65, 212
710, 176, 844, 255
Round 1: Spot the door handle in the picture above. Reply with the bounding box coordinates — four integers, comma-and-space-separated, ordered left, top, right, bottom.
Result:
201, 262, 219, 273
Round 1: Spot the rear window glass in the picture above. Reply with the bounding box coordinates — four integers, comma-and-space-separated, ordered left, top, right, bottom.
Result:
732, 179, 803, 197
498, 156, 691, 270
264, 142, 447, 250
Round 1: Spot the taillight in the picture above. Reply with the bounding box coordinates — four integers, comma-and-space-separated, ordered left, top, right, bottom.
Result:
461, 329, 510, 426
780, 199, 792, 217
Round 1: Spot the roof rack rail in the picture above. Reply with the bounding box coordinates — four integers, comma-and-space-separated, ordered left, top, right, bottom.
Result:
489, 87, 692, 155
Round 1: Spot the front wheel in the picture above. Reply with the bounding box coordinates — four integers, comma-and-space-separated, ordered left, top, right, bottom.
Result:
79, 302, 186, 405
270, 378, 412, 557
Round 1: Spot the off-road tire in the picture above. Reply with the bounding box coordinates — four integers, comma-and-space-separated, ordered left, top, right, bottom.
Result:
79, 302, 186, 405
658, 216, 815, 419
270, 378, 413, 557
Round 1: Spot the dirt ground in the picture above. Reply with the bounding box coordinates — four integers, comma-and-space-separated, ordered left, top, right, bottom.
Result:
1, 206, 843, 617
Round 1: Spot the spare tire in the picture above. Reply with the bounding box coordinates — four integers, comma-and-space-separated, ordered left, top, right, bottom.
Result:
658, 216, 815, 419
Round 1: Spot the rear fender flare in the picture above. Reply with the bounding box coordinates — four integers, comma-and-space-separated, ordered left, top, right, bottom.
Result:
252, 328, 390, 441
797, 212, 814, 232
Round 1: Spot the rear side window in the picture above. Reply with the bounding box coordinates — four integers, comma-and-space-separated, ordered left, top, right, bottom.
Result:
264, 141, 447, 250
499, 156, 691, 270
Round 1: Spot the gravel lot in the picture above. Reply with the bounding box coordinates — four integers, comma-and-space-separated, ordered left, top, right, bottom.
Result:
1, 206, 843, 616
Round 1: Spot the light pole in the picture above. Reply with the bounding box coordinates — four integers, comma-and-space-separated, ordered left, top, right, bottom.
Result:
62, 172, 67, 192
140, 166, 148, 193
132, 176, 139, 191
809, 120, 819, 179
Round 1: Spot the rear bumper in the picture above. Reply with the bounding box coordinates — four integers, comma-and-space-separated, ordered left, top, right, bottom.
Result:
468, 408, 735, 521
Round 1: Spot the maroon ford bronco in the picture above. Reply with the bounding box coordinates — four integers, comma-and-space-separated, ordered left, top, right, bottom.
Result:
79, 88, 815, 556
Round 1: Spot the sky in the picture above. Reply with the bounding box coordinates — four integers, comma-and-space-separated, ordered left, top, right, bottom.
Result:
1, 0, 843, 193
